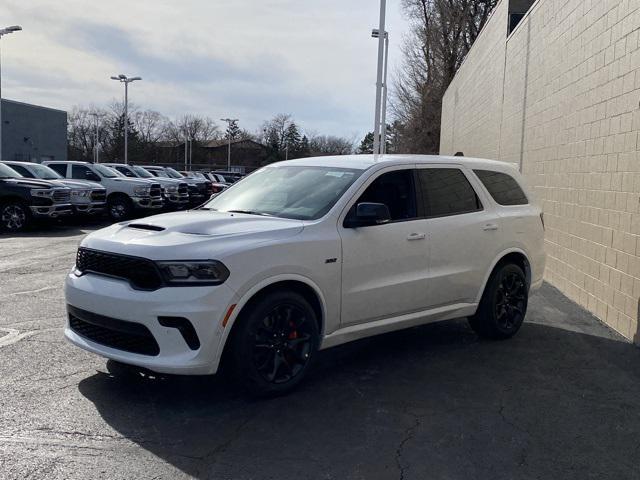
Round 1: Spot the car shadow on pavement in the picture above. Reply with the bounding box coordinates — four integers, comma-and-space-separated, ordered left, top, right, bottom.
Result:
78, 284, 640, 480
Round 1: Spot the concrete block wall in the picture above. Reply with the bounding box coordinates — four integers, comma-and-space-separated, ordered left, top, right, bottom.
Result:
441, 0, 640, 343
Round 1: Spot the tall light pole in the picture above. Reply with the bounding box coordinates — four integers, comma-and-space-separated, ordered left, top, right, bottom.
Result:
0, 25, 22, 160
372, 0, 386, 156
220, 118, 238, 171
110, 74, 141, 163
89, 112, 101, 163
372, 29, 389, 154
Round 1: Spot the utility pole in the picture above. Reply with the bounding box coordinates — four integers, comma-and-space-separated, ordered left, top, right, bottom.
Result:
0, 25, 22, 160
110, 75, 141, 163
372, 27, 389, 155
372, 0, 386, 156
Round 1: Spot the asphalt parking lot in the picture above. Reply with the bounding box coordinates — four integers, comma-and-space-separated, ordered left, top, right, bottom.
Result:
1, 224, 640, 480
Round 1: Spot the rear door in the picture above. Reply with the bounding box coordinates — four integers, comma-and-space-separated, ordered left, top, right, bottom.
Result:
339, 166, 430, 326
417, 165, 500, 307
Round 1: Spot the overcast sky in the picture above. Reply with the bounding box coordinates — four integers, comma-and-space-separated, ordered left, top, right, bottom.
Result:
1, 1, 410, 140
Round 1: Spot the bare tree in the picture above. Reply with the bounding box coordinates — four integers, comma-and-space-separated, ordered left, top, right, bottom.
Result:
393, 0, 498, 153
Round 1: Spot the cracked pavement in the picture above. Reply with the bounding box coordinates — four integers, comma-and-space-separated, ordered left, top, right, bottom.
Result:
2, 222, 640, 479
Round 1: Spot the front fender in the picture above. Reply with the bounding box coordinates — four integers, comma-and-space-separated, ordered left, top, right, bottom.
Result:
211, 273, 329, 372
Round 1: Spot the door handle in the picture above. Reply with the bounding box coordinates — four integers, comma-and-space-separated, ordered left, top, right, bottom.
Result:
482, 223, 499, 231
407, 232, 426, 241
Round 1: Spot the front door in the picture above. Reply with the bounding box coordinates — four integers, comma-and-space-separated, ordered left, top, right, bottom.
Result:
339, 167, 430, 326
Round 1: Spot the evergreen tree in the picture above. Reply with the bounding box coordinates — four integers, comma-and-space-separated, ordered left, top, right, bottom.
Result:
225, 119, 241, 141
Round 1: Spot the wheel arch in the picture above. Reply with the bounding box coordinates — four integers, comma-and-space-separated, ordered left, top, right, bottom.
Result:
216, 275, 327, 371
475, 248, 531, 304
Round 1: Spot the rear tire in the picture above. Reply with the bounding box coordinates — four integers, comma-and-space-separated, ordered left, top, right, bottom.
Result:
0, 201, 30, 232
108, 195, 133, 221
468, 263, 528, 339
229, 290, 319, 397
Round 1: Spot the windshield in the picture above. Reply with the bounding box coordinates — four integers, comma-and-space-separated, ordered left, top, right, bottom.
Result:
30, 164, 63, 180
133, 166, 153, 178
94, 164, 118, 178
165, 167, 184, 179
203, 166, 362, 220
0, 163, 21, 178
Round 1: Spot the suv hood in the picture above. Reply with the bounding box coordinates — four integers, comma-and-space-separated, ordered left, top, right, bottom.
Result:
81, 210, 305, 260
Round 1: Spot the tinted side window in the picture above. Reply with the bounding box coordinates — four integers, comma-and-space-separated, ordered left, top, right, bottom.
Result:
418, 168, 482, 217
7, 165, 32, 177
48, 164, 67, 177
72, 165, 92, 180
474, 170, 528, 205
357, 169, 417, 221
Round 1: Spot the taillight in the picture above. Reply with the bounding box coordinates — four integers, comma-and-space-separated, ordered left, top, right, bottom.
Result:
540, 212, 545, 230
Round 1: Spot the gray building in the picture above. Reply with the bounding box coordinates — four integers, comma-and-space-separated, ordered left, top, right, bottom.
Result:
1, 99, 67, 163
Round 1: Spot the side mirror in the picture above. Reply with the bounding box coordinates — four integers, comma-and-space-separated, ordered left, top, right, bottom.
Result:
344, 202, 391, 228
86, 172, 100, 182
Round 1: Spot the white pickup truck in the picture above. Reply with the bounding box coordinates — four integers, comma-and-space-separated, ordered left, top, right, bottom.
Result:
44, 161, 163, 220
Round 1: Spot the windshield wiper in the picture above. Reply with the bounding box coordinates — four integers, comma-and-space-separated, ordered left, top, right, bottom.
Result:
226, 209, 273, 217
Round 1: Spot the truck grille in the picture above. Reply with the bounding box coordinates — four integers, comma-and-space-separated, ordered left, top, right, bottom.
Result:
90, 190, 106, 202
53, 189, 71, 203
178, 183, 188, 195
68, 305, 160, 356
75, 247, 163, 291
150, 183, 162, 198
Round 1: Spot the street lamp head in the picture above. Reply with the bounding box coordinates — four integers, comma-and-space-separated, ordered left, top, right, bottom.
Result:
110, 76, 120, 81
129, 76, 142, 82
118, 74, 126, 79
6, 25, 22, 32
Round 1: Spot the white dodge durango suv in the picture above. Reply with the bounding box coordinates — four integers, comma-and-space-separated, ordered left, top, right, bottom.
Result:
64, 155, 545, 395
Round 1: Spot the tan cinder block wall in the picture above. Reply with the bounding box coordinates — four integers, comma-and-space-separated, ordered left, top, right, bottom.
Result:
441, 0, 640, 343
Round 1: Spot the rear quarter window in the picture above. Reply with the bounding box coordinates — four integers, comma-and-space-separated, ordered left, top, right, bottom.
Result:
474, 170, 528, 206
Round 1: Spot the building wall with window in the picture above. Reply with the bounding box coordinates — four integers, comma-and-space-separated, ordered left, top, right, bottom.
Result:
0, 99, 67, 163
441, 0, 640, 343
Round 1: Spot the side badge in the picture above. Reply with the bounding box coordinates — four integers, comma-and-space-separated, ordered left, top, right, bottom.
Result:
325, 258, 338, 264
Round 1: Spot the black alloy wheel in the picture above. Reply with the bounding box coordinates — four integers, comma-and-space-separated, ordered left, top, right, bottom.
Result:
494, 271, 527, 330
230, 290, 319, 396
468, 263, 528, 339
251, 303, 314, 384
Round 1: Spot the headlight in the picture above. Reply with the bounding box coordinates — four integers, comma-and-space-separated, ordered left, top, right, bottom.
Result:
165, 185, 178, 193
30, 188, 54, 197
156, 260, 230, 285
72, 189, 90, 197
133, 186, 151, 196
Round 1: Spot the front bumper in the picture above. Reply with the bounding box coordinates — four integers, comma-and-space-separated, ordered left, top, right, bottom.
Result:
30, 204, 74, 218
73, 202, 107, 215
64, 272, 237, 375
132, 196, 164, 210
163, 193, 190, 209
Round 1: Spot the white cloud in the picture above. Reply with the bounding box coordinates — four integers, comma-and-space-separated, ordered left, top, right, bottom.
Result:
0, 0, 410, 139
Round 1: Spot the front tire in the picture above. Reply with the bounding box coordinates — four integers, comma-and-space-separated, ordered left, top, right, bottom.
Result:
0, 201, 30, 232
229, 291, 319, 396
108, 195, 133, 221
468, 264, 528, 339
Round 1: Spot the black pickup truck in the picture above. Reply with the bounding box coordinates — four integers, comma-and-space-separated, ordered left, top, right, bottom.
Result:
0, 163, 73, 232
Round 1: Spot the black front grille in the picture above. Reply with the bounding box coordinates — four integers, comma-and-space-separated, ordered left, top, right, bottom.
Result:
150, 183, 162, 198
90, 190, 106, 202
68, 305, 160, 356
53, 189, 71, 203
178, 183, 188, 195
75, 247, 163, 290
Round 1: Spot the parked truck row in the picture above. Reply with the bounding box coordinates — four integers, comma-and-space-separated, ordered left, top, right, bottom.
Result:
0, 161, 232, 232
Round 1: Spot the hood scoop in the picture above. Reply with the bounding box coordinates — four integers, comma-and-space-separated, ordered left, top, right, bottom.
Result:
127, 223, 165, 232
